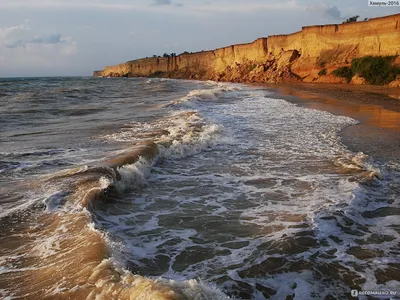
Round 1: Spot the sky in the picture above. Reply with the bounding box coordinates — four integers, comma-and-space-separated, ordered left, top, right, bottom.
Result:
0, 0, 398, 77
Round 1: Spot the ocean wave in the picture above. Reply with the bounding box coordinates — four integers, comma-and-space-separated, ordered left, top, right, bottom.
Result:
11, 105, 232, 298
165, 82, 241, 107
335, 152, 382, 181
102, 110, 225, 159
3, 78, 399, 299
0, 135, 230, 299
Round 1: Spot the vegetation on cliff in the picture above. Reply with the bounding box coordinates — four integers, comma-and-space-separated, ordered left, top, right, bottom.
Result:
342, 15, 359, 24
332, 56, 400, 85
352, 56, 400, 85
332, 67, 353, 83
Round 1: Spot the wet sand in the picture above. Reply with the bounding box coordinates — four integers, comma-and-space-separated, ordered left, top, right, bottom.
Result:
263, 83, 400, 162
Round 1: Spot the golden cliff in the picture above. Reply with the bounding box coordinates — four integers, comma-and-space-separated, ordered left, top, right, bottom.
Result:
94, 13, 400, 85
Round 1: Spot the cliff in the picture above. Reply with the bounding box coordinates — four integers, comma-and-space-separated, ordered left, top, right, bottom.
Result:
94, 13, 400, 85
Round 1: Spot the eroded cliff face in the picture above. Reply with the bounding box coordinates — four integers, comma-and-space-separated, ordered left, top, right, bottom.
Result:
94, 14, 400, 85
94, 62, 132, 77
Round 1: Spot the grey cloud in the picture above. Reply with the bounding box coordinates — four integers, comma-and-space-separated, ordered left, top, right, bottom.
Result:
307, 4, 343, 20
31, 34, 63, 44
5, 33, 65, 48
324, 6, 342, 20
152, 0, 172, 6
44, 33, 63, 44
151, 0, 184, 8
5, 40, 24, 48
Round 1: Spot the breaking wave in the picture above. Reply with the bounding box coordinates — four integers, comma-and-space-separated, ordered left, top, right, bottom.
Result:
0, 96, 229, 299
1, 78, 398, 300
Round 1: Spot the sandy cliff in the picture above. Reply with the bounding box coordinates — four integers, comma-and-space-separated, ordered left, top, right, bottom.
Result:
94, 14, 400, 85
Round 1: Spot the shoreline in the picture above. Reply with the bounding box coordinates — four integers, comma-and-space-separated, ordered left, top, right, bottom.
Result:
261, 82, 400, 162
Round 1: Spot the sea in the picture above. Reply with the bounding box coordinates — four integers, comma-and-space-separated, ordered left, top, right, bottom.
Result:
0, 77, 399, 299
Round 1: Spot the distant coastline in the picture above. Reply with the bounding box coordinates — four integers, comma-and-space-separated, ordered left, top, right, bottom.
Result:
94, 13, 400, 87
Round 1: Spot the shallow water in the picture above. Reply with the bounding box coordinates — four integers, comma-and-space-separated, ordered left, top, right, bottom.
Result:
0, 77, 399, 299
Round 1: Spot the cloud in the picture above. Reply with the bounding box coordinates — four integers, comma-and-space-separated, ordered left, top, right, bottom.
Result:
0, 24, 29, 39
150, 0, 184, 9
0, 0, 300, 14
151, 0, 172, 5
0, 0, 142, 10
0, 23, 77, 55
5, 33, 64, 48
193, 0, 303, 14
39, 33, 63, 44
307, 4, 343, 20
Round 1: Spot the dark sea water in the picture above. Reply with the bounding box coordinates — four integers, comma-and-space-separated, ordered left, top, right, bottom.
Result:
0, 77, 399, 299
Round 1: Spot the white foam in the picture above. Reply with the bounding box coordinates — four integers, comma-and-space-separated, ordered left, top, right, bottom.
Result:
30, 226, 64, 258
167, 83, 242, 106
335, 152, 382, 179
0, 266, 39, 275
87, 82, 399, 299
0, 185, 66, 219
0, 289, 14, 300
159, 278, 230, 300
159, 123, 223, 158
103, 108, 226, 162
113, 157, 153, 192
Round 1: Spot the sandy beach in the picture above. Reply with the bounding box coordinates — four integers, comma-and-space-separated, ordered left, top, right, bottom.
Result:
265, 83, 400, 162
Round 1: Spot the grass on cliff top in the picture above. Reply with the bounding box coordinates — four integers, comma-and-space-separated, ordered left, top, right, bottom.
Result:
332, 56, 400, 85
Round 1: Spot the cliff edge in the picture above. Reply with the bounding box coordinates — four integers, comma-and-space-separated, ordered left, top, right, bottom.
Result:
94, 13, 400, 86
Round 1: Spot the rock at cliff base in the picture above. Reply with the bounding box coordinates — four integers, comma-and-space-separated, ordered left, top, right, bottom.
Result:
277, 50, 299, 69
350, 74, 367, 85
306, 74, 347, 84
388, 79, 400, 88
393, 56, 400, 67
